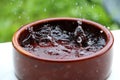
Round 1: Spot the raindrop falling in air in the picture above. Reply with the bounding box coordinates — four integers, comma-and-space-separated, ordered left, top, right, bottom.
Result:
22, 11, 26, 15
107, 26, 110, 30
44, 8, 47, 12
18, 16, 21, 19
10, 2, 13, 5
77, 20, 82, 25
51, 0, 55, 2
91, 4, 95, 9
80, 7, 83, 9
34, 65, 38, 68
18, 1, 23, 7
11, 0, 15, 1
75, 2, 79, 6
100, 30, 103, 33
27, 16, 30, 20
91, 6, 94, 9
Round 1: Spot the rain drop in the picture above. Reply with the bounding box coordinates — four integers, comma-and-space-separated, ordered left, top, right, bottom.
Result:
100, 30, 103, 33
26, 16, 30, 20
77, 36, 82, 43
34, 65, 38, 68
75, 2, 79, 6
91, 6, 94, 9
11, 0, 15, 2
107, 27, 110, 30
10, 2, 13, 5
77, 21, 82, 25
96, 70, 99, 73
18, 16, 21, 19
44, 8, 47, 12
91, 4, 95, 9
80, 7, 83, 9
51, 0, 55, 2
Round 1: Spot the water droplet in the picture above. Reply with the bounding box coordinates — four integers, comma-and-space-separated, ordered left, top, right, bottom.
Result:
48, 50, 53, 53
77, 36, 82, 43
18, 1, 23, 7
74, 26, 84, 37
75, 2, 79, 6
77, 21, 82, 25
79, 51, 85, 55
10, 2, 13, 5
80, 7, 83, 9
27, 16, 30, 20
96, 70, 99, 73
47, 35, 52, 41
18, 16, 21, 19
107, 27, 110, 30
85, 3, 88, 6
22, 11, 26, 15
14, 11, 17, 15
91, 4, 95, 9
11, 0, 15, 2
51, 0, 55, 2
34, 65, 38, 68
100, 30, 103, 33
43, 8, 47, 12
91, 6, 94, 9
103, 26, 106, 28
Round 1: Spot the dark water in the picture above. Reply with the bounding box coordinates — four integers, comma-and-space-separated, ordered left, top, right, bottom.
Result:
21, 21, 106, 59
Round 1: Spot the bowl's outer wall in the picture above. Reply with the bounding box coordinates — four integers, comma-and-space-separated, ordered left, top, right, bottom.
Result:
13, 48, 113, 80
12, 18, 114, 80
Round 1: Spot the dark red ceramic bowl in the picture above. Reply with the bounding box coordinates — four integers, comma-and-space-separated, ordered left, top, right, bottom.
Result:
12, 18, 114, 80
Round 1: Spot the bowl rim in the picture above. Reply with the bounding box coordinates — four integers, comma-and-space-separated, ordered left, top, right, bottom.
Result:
12, 17, 114, 62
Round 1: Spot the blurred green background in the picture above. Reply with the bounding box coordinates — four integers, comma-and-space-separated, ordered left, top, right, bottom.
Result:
0, 0, 119, 42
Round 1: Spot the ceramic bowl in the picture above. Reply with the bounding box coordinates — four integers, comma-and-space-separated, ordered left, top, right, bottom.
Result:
12, 18, 114, 80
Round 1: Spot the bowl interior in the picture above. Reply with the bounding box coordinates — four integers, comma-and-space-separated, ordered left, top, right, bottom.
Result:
13, 18, 113, 61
